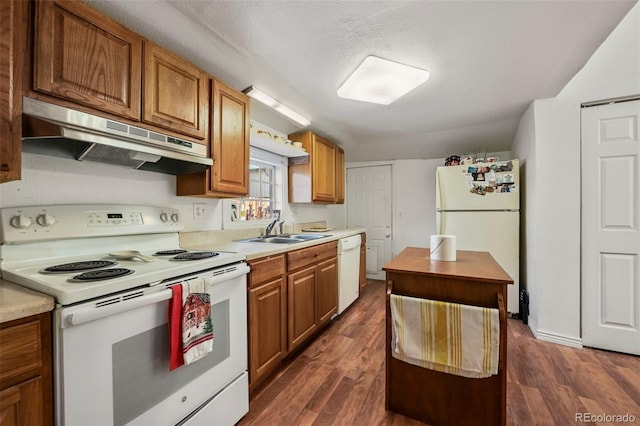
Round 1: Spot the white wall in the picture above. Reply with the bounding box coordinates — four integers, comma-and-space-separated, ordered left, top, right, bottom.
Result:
512, 3, 640, 346
393, 159, 442, 254
0, 152, 345, 233
0, 153, 224, 231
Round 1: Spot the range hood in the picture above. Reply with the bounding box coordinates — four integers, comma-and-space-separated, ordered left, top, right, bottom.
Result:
21, 97, 213, 175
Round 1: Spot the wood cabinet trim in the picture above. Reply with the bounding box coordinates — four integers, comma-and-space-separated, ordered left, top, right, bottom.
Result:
248, 254, 286, 289
0, 0, 25, 183
210, 79, 250, 195
33, 0, 142, 120
287, 241, 338, 272
142, 40, 208, 140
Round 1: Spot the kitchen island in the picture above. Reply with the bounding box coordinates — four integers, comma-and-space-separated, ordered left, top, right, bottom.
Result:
383, 248, 513, 426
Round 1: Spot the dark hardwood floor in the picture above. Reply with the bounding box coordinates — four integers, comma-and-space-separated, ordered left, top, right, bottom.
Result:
239, 280, 640, 425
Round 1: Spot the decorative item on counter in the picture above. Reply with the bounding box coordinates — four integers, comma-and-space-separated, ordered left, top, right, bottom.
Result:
487, 157, 499, 163
462, 155, 474, 165
444, 155, 460, 166
430, 235, 456, 261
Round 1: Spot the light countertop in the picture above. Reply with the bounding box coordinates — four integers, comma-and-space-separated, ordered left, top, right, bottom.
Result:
183, 228, 366, 260
0, 228, 366, 323
0, 279, 55, 323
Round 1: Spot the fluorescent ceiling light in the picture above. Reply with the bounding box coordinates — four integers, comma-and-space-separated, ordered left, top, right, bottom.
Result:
337, 56, 430, 105
243, 86, 311, 127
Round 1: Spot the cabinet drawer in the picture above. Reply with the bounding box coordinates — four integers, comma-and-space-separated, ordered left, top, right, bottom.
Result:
0, 319, 42, 383
248, 254, 285, 288
287, 241, 337, 272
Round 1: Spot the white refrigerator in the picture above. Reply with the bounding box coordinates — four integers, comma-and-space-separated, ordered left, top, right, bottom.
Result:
436, 159, 520, 314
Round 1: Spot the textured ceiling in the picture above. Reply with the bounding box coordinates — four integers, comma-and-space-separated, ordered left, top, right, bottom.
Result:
87, 0, 637, 161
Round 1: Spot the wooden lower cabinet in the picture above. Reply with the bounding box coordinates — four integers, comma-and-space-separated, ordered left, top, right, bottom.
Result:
317, 257, 338, 325
287, 265, 317, 352
248, 242, 339, 391
248, 277, 286, 391
0, 378, 44, 426
247, 254, 286, 391
0, 312, 53, 426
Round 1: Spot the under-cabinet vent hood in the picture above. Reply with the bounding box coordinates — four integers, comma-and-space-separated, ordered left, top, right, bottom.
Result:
21, 97, 213, 175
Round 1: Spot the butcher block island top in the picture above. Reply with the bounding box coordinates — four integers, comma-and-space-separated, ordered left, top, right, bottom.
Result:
383, 247, 513, 285
383, 248, 512, 426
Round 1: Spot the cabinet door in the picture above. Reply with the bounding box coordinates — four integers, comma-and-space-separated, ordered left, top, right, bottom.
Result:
311, 136, 336, 203
0, 0, 24, 183
359, 245, 367, 289
0, 378, 44, 426
211, 80, 249, 195
249, 278, 286, 389
34, 0, 142, 120
143, 41, 208, 140
335, 147, 345, 204
317, 257, 338, 326
287, 265, 317, 352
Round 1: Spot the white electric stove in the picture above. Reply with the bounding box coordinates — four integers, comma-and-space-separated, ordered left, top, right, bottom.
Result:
0, 204, 250, 426
0, 204, 245, 305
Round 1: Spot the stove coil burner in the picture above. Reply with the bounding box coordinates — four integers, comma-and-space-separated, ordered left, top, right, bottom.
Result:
69, 268, 134, 282
154, 249, 188, 256
172, 251, 219, 261
42, 260, 118, 274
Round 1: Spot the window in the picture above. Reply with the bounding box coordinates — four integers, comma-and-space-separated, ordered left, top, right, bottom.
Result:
225, 148, 285, 225
239, 159, 276, 220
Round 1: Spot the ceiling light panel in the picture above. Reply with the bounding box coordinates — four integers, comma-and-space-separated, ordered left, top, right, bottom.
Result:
244, 87, 311, 127
337, 56, 430, 105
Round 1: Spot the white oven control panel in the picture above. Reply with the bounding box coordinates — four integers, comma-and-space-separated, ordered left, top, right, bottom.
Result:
0, 204, 183, 243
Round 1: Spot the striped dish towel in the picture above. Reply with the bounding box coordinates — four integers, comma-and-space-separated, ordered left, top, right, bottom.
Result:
390, 294, 499, 378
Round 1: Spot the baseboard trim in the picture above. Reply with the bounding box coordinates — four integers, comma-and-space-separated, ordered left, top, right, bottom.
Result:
528, 322, 583, 349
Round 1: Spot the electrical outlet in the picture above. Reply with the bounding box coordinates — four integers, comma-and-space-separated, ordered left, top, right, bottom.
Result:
193, 203, 206, 220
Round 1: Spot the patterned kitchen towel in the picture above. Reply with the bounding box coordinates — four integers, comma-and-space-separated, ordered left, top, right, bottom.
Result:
181, 277, 214, 365
168, 277, 215, 370
390, 294, 499, 378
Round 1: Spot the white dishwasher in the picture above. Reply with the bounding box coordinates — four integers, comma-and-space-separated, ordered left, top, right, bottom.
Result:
337, 234, 362, 314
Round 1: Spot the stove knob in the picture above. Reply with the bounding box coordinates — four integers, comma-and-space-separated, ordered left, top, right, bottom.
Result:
10, 214, 32, 229
171, 213, 179, 223
160, 212, 169, 222
37, 213, 56, 227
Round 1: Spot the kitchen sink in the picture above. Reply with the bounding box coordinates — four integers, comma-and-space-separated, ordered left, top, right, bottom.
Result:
235, 234, 331, 244
244, 237, 302, 244
286, 234, 331, 240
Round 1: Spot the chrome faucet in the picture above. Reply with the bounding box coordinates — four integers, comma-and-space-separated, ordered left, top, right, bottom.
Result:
265, 210, 281, 236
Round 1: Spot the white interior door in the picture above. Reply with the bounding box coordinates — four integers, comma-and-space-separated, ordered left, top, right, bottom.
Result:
582, 99, 640, 355
347, 165, 392, 280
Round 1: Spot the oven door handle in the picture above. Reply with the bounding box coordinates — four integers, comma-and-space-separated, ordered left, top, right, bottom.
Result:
68, 289, 173, 326
67, 264, 250, 327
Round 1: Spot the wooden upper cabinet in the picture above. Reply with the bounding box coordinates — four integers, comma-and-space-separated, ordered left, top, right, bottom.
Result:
0, 0, 25, 183
288, 131, 341, 204
335, 146, 345, 204
211, 80, 249, 195
33, 0, 142, 120
312, 136, 336, 203
176, 80, 249, 198
142, 41, 208, 140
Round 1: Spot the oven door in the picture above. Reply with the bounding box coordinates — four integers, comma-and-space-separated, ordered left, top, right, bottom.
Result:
55, 263, 249, 426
